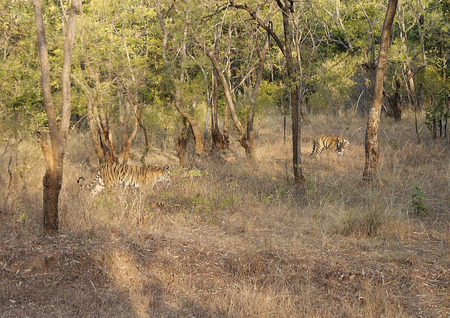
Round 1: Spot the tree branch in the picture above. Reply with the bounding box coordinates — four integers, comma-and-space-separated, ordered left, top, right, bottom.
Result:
229, 1, 285, 56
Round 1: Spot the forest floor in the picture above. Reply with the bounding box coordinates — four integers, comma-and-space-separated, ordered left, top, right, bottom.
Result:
0, 114, 449, 317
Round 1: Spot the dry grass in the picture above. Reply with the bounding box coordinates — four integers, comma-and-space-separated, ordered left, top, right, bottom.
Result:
1, 113, 449, 317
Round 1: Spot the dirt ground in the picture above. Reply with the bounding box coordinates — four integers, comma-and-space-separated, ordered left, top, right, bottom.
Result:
1, 221, 448, 317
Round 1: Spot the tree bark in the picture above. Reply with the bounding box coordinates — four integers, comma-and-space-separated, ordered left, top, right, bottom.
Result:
245, 27, 270, 157
205, 48, 247, 148
79, 57, 117, 164
278, 0, 305, 184
363, 0, 398, 181
165, 5, 204, 159
33, 0, 81, 234
356, 0, 377, 114
232, 0, 305, 181
174, 87, 204, 155
176, 18, 204, 156
119, 82, 143, 164
399, 2, 420, 141
211, 64, 224, 151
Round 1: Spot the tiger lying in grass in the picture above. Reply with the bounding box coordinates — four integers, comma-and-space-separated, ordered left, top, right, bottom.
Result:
310, 134, 349, 158
78, 163, 171, 195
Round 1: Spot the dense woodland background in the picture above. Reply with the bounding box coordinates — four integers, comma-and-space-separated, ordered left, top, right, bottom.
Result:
0, 0, 449, 317
1, 0, 448, 148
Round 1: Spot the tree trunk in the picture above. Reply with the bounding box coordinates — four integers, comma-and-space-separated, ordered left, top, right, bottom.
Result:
205, 48, 249, 152
363, 0, 398, 181
120, 83, 142, 164
245, 27, 270, 157
211, 66, 224, 151
176, 19, 204, 156
174, 86, 204, 156
85, 97, 107, 161
399, 2, 420, 142
178, 118, 188, 166
40, 139, 62, 233
33, 0, 81, 234
384, 80, 402, 121
235, 0, 305, 180
119, 88, 132, 163
278, 0, 305, 184
81, 58, 116, 164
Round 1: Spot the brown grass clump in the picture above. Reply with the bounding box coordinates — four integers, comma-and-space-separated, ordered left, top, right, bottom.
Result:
1, 113, 449, 317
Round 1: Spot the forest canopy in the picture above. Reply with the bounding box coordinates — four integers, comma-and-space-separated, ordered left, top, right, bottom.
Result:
0, 0, 448, 142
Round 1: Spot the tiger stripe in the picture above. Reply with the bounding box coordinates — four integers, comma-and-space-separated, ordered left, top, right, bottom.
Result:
310, 134, 349, 158
78, 163, 170, 195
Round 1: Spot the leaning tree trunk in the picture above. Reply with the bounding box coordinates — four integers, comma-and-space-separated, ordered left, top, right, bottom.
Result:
363, 0, 398, 181
205, 48, 248, 153
33, 0, 81, 234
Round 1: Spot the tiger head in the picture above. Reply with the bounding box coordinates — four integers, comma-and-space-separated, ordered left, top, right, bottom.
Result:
337, 137, 349, 157
153, 165, 172, 187
337, 137, 349, 150
160, 165, 171, 180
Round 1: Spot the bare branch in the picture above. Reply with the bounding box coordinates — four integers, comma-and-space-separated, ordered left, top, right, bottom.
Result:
229, 1, 285, 56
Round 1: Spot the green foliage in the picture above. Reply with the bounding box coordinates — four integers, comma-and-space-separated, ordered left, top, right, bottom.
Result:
425, 90, 449, 134
256, 80, 285, 115
417, 67, 450, 136
308, 53, 358, 114
264, 178, 288, 204
188, 193, 215, 214
417, 67, 447, 98
0, 1, 47, 134
186, 169, 203, 178
0, 0, 448, 145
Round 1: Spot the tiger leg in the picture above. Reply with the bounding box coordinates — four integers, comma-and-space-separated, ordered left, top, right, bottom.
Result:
316, 145, 325, 156
91, 174, 106, 195
310, 141, 316, 156
91, 183, 104, 196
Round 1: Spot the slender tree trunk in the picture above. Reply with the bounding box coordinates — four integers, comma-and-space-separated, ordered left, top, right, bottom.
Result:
81, 58, 116, 163
363, 0, 398, 181
155, 0, 168, 64
205, 48, 248, 151
278, 0, 305, 184
119, 92, 132, 163
399, 2, 420, 141
164, 6, 203, 158
246, 27, 270, 157
211, 66, 224, 151
178, 118, 188, 166
33, 0, 81, 234
120, 83, 142, 164
235, 0, 305, 181
210, 26, 222, 151
177, 19, 204, 155
173, 88, 204, 155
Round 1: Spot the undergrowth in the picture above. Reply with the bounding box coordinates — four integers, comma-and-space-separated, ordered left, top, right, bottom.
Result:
0, 114, 448, 317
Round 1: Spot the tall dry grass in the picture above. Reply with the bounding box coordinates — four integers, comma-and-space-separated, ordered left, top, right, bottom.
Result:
1, 113, 448, 317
